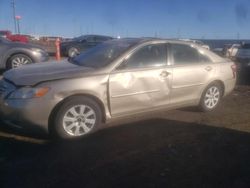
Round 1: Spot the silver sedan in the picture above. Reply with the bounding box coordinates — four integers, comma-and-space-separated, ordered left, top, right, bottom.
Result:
0, 38, 236, 139
0, 37, 49, 70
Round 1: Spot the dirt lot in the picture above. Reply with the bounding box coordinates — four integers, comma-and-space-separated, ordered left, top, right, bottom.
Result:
0, 70, 250, 188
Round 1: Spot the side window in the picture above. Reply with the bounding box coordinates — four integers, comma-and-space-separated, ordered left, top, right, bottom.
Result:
119, 43, 167, 69
171, 44, 211, 64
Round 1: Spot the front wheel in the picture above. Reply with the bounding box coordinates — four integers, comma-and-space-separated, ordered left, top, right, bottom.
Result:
68, 47, 79, 58
52, 97, 102, 139
7, 54, 33, 69
199, 83, 222, 112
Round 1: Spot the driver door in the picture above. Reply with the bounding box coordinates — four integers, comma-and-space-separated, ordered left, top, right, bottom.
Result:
109, 43, 172, 116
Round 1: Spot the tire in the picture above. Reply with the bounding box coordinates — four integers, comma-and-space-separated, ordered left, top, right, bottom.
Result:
199, 83, 222, 112
52, 96, 102, 139
7, 54, 33, 69
68, 47, 79, 58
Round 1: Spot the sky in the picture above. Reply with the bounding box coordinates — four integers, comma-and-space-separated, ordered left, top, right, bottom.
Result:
0, 0, 250, 39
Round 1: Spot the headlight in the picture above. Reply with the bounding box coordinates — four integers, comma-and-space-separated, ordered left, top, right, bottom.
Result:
31, 48, 44, 55
8, 87, 50, 99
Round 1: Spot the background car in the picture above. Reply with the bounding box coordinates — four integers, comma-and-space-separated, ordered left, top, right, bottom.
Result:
0, 30, 28, 43
234, 43, 250, 60
60, 34, 113, 57
0, 37, 49, 70
233, 43, 250, 71
0, 30, 11, 38
226, 44, 241, 58
0, 38, 236, 139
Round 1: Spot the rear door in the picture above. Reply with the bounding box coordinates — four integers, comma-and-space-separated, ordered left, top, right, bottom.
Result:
169, 43, 216, 105
109, 43, 172, 116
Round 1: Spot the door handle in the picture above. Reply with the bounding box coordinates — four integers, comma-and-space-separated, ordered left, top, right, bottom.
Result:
160, 71, 170, 77
205, 66, 212, 71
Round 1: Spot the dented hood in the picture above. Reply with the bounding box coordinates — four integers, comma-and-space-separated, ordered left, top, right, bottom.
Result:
3, 61, 94, 86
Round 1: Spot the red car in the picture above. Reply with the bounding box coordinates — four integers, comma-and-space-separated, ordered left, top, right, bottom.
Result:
0, 30, 28, 43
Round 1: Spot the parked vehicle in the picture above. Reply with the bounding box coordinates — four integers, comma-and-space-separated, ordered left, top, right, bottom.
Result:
226, 44, 240, 58
8, 34, 29, 43
0, 30, 28, 43
234, 43, 250, 71
0, 37, 49, 70
0, 38, 236, 139
223, 43, 250, 70
0, 30, 12, 38
60, 35, 113, 57
234, 43, 250, 60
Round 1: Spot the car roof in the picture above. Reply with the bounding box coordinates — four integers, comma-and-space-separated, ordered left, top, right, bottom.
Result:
76, 34, 114, 39
112, 37, 205, 47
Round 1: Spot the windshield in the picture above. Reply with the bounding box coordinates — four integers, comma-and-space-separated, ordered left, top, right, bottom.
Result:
73, 35, 87, 41
70, 39, 140, 68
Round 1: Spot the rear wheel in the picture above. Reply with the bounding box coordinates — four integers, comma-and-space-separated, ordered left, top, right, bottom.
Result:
7, 54, 33, 69
52, 97, 102, 139
199, 83, 222, 112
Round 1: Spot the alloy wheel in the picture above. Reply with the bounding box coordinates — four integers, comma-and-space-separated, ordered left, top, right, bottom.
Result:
62, 105, 96, 136
68, 47, 79, 58
204, 86, 220, 109
11, 56, 31, 68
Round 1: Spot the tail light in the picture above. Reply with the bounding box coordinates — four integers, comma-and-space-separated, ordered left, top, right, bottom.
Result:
231, 63, 237, 78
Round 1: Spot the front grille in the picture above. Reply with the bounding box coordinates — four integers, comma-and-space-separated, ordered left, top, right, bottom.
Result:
0, 79, 16, 99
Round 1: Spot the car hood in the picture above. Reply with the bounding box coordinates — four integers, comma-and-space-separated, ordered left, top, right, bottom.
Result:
3, 61, 94, 86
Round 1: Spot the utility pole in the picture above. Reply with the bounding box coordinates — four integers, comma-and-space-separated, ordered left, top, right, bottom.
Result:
237, 32, 240, 40
15, 15, 21, 34
11, 0, 17, 33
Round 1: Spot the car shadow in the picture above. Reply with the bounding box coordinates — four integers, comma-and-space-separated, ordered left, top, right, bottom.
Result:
0, 118, 250, 188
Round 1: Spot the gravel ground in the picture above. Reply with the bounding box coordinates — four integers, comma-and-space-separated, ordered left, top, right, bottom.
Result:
0, 68, 250, 188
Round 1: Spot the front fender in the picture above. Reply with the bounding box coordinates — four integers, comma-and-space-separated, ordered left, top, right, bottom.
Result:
38, 75, 111, 121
